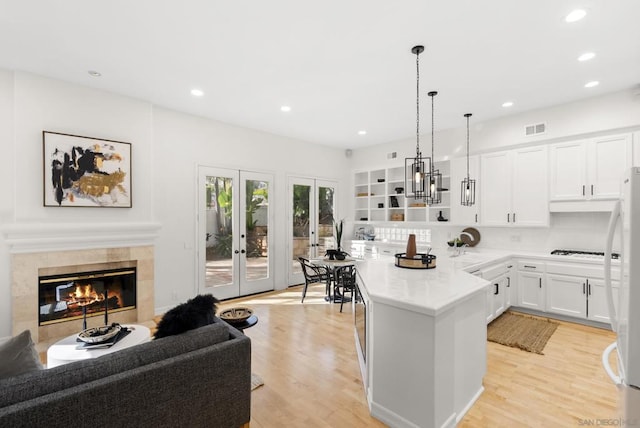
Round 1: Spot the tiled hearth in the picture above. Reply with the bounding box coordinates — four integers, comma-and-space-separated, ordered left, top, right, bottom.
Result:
4, 222, 160, 349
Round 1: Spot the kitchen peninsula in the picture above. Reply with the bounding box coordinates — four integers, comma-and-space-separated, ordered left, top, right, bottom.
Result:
355, 254, 490, 428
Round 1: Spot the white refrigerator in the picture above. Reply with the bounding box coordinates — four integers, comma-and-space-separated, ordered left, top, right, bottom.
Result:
603, 166, 640, 421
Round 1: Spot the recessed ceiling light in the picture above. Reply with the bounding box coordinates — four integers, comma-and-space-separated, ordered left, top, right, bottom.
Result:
358, 130, 367, 135
280, 105, 291, 112
578, 52, 596, 62
190, 89, 204, 97
88, 70, 101, 77
565, 9, 587, 23
502, 101, 514, 108
584, 81, 599, 88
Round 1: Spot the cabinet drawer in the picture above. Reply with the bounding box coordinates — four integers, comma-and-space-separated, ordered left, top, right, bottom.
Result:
517, 260, 546, 272
546, 262, 620, 279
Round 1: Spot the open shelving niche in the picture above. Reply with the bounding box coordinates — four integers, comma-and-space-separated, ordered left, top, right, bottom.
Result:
353, 161, 451, 224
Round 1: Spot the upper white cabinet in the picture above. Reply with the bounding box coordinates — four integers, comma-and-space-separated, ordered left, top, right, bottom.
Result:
450, 155, 480, 225
550, 134, 632, 202
480, 146, 549, 227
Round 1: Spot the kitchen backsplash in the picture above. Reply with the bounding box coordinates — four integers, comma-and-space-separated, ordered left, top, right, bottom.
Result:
352, 212, 617, 253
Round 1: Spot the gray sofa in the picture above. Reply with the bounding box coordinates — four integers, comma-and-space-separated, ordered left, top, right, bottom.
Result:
0, 318, 251, 428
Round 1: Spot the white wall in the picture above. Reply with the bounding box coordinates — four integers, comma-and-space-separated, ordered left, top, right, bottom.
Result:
0, 70, 349, 338
348, 89, 640, 253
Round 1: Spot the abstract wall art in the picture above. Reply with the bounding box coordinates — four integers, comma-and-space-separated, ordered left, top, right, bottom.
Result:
43, 131, 132, 208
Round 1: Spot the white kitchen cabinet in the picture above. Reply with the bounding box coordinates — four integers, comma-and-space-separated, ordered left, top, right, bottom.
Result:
480, 146, 548, 226
482, 262, 509, 323
550, 133, 632, 202
517, 261, 546, 310
546, 262, 620, 323
450, 155, 480, 225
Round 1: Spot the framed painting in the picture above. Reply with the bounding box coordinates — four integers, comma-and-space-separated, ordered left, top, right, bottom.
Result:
43, 131, 132, 207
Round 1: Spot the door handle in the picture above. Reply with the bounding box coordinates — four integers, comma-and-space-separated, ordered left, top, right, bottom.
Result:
241, 249, 246, 254
234, 250, 239, 254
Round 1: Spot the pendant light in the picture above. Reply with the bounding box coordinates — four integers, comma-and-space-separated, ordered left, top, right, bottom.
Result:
426, 91, 442, 205
460, 113, 476, 206
405, 45, 432, 201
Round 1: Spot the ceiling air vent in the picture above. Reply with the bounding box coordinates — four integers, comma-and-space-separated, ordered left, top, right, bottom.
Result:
387, 151, 397, 159
525, 122, 546, 136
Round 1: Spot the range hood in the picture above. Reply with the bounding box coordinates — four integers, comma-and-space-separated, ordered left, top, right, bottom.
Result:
549, 200, 616, 213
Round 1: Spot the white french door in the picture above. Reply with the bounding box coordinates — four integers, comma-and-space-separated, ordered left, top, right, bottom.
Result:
198, 166, 274, 300
287, 177, 337, 286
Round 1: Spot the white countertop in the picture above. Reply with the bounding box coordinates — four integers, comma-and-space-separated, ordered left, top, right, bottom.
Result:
355, 246, 617, 317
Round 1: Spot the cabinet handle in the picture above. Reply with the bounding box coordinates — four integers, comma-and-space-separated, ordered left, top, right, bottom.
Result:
507, 277, 511, 287
513, 213, 516, 223
507, 265, 513, 269
587, 279, 591, 295
539, 278, 542, 288
507, 213, 510, 223
591, 185, 594, 196
475, 214, 478, 223
494, 283, 499, 295
583, 283, 586, 295
524, 265, 537, 269
582, 185, 586, 196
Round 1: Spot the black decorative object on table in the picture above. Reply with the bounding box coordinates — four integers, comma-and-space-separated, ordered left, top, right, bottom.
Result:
395, 187, 404, 194
437, 210, 448, 222
390, 196, 399, 207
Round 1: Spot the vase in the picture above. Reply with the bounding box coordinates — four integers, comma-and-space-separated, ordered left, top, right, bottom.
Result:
406, 234, 417, 258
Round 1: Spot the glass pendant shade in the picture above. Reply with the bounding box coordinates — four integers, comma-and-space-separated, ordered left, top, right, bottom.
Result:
460, 112, 476, 206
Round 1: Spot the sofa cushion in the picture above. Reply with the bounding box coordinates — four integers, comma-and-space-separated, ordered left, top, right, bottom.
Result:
155, 294, 219, 339
0, 330, 43, 380
0, 320, 230, 408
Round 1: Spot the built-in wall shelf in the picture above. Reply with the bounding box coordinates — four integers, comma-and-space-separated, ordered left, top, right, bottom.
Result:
353, 162, 450, 224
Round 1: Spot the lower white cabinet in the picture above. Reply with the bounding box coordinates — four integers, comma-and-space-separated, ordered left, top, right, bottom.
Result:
517, 261, 546, 310
546, 262, 620, 323
482, 262, 511, 323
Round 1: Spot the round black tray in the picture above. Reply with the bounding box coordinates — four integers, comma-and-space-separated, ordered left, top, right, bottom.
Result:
394, 253, 436, 269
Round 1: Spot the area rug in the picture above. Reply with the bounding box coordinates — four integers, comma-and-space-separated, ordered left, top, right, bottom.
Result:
251, 373, 264, 391
487, 311, 559, 355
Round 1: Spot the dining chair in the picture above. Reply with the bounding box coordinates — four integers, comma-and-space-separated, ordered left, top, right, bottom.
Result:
298, 257, 331, 303
334, 265, 357, 312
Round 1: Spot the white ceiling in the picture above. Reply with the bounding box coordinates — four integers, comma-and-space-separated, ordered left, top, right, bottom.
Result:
1, 0, 639, 149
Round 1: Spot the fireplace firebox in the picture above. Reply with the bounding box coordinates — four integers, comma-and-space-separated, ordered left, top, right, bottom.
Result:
38, 268, 137, 326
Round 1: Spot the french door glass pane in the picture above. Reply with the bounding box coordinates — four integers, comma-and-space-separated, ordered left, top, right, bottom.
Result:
245, 179, 269, 282
205, 176, 234, 287
292, 184, 311, 275
317, 185, 335, 255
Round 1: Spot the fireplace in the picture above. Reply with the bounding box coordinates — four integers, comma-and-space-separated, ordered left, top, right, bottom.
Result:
39, 267, 137, 326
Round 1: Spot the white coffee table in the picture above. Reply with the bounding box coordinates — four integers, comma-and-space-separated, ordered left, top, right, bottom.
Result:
47, 324, 151, 368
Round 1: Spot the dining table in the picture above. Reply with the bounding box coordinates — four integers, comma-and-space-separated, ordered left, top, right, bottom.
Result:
309, 256, 358, 302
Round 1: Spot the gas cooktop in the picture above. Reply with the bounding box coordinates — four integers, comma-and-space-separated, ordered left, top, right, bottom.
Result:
551, 249, 620, 260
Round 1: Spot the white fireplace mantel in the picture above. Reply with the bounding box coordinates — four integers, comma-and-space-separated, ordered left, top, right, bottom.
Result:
2, 222, 162, 254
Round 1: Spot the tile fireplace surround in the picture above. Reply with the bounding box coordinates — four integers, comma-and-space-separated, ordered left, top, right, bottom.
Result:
5, 222, 160, 346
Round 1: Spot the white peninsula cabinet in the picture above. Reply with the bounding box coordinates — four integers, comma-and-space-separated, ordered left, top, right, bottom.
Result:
450, 155, 480, 225
546, 262, 619, 323
480, 146, 548, 227
550, 133, 632, 209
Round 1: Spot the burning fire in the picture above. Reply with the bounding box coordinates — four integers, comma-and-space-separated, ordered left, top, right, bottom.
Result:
67, 283, 105, 307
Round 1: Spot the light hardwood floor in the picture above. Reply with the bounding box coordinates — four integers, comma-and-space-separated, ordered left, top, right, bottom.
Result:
220, 284, 619, 427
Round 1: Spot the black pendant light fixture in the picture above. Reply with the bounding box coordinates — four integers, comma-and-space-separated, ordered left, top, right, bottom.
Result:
460, 113, 476, 206
426, 91, 442, 205
405, 45, 431, 201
